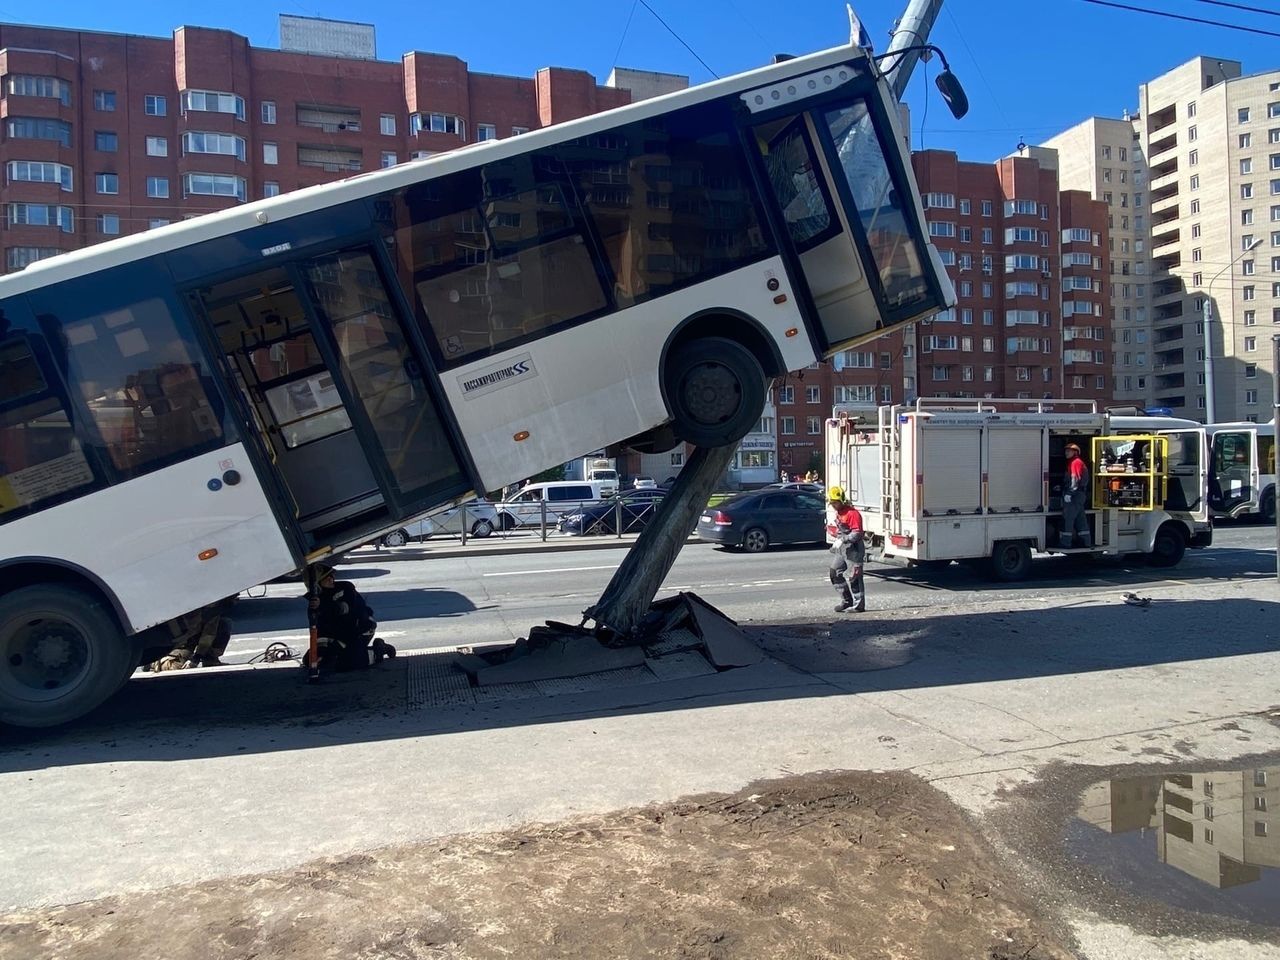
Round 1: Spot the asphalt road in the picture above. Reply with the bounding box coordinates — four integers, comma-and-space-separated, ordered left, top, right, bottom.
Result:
224, 521, 1279, 662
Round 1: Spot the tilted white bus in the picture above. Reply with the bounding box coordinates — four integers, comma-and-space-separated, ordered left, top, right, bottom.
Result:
0, 40, 954, 725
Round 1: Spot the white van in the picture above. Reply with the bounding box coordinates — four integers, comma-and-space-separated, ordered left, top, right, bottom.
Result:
495, 481, 605, 530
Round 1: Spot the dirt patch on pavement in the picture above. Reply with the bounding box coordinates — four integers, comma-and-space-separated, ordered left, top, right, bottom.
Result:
0, 770, 1074, 960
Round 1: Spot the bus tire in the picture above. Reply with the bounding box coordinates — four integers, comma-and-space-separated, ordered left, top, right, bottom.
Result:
1260, 488, 1276, 525
0, 583, 131, 728
989, 541, 1032, 582
666, 337, 766, 448
1149, 523, 1186, 567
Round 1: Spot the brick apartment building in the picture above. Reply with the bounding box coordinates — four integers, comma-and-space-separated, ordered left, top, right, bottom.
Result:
0, 17, 638, 271
768, 149, 1114, 479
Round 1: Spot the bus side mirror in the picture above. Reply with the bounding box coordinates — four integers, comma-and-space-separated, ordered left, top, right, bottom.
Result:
935, 69, 969, 120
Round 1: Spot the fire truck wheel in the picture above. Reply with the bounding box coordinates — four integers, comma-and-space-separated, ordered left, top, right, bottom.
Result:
989, 541, 1032, 582
1149, 523, 1186, 567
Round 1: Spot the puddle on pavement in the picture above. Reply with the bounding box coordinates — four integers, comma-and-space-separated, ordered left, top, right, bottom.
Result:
1068, 765, 1280, 927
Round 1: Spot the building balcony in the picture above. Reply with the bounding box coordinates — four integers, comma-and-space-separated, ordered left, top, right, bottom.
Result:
1154, 300, 1184, 323
1151, 249, 1181, 272
1155, 348, 1185, 369
297, 144, 362, 173
1154, 325, 1184, 346
1152, 278, 1183, 300
1150, 166, 1179, 194
1151, 226, 1180, 252
1151, 192, 1180, 218
1150, 180, 1179, 205
1146, 103, 1176, 137
1149, 156, 1177, 181
1151, 203, 1179, 227
297, 104, 362, 134
1148, 131, 1177, 160
1155, 372, 1185, 390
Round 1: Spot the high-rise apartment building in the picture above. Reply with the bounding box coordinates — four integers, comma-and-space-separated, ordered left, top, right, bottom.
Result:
0, 18, 654, 273
1046, 56, 1279, 423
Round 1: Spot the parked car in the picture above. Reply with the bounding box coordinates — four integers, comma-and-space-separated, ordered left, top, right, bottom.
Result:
768, 481, 824, 495
378, 498, 499, 546
495, 481, 605, 530
558, 489, 667, 536
696, 488, 827, 552
632, 476, 657, 489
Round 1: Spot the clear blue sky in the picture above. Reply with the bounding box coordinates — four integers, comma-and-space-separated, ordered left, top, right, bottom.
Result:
13, 0, 1280, 161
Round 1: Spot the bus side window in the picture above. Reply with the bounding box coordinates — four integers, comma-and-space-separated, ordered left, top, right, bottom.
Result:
29, 265, 232, 481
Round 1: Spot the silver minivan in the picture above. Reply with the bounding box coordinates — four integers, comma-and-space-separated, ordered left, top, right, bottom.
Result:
495, 481, 605, 530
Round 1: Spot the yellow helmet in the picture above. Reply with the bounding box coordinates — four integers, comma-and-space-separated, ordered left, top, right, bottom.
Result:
827, 485, 845, 501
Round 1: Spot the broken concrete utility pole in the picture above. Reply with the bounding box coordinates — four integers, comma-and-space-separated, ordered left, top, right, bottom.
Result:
584, 0, 949, 643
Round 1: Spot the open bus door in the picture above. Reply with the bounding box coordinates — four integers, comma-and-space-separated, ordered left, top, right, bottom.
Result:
1209, 427, 1256, 516
741, 62, 952, 357
193, 246, 469, 557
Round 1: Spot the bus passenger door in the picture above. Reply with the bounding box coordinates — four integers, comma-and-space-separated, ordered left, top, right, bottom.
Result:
1161, 428, 1211, 523
750, 113, 878, 353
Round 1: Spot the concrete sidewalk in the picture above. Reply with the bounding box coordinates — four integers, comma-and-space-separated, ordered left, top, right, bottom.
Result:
3, 575, 1279, 957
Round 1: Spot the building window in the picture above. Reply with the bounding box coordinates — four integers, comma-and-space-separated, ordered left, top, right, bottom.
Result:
93, 89, 116, 111
780, 416, 795, 435
97, 213, 120, 235
94, 131, 118, 152
1246, 389, 1259, 405
807, 416, 821, 435
959, 199, 971, 215
183, 131, 247, 161
805, 385, 821, 403
263, 181, 281, 198
1240, 107, 1252, 123
6, 160, 73, 192
411, 113, 466, 138
146, 176, 169, 199
6, 117, 72, 148
183, 172, 247, 202
511, 126, 530, 136
1189, 149, 1198, 167
263, 142, 278, 165
1257, 822, 1269, 838
1190, 175, 1200, 190
261, 101, 277, 124
183, 89, 245, 119
94, 173, 118, 195
1245, 311, 1257, 326
7, 203, 74, 232
144, 94, 167, 117
6, 74, 71, 105
148, 218, 169, 229
981, 200, 993, 217
1245, 336, 1257, 352
477, 123, 498, 141
379, 114, 396, 136
145, 136, 168, 157
5, 246, 60, 269
381, 151, 397, 168
1243, 183, 1255, 199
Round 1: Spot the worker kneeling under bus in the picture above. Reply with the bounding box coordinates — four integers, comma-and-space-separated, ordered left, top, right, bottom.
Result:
306, 564, 396, 671
1060, 443, 1092, 548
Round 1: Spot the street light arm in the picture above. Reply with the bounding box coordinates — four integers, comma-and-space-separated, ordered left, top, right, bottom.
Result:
1203, 236, 1263, 422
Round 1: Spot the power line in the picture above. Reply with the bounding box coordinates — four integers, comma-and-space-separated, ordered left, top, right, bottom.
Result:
611, 0, 640, 73
635, 0, 719, 79
1187, 0, 1280, 19
1076, 0, 1280, 38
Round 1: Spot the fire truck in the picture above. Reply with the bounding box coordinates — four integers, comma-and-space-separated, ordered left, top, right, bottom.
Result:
824, 398, 1214, 580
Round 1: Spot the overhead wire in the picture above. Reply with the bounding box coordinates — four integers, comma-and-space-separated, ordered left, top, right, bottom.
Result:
635, 0, 720, 79
1075, 0, 1280, 39
611, 0, 640, 73
1186, 0, 1280, 18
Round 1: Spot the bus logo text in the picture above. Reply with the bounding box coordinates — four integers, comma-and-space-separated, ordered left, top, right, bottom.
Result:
458, 353, 537, 399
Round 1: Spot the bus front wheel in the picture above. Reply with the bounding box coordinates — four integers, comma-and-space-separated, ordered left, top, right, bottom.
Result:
0, 584, 131, 728
666, 337, 766, 448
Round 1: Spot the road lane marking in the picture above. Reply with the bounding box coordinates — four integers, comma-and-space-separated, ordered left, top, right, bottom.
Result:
482, 564, 620, 578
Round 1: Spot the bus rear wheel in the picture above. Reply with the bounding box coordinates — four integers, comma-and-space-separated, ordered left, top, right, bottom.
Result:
0, 584, 130, 728
666, 337, 765, 448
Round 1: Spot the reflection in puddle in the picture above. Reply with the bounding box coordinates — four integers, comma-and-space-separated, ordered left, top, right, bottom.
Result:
1070, 766, 1279, 927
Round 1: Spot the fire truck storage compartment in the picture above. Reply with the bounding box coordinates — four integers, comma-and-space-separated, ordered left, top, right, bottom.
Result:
986, 426, 1045, 513
919, 425, 982, 516
848, 435, 882, 510
921, 516, 988, 558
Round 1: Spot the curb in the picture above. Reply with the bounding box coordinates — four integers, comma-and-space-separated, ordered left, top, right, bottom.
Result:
344, 535, 711, 564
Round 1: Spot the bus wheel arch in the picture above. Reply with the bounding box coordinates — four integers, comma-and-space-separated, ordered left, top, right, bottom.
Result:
0, 576, 135, 728
1149, 522, 1187, 567
661, 312, 778, 448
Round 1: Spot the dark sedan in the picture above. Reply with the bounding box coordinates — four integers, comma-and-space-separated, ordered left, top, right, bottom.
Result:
697, 488, 826, 552
558, 489, 666, 535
